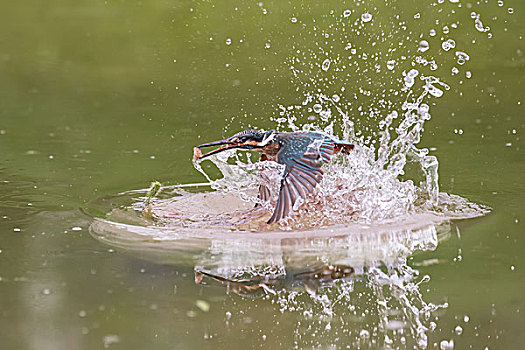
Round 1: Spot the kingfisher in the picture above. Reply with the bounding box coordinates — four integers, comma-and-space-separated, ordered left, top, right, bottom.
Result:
193, 129, 354, 224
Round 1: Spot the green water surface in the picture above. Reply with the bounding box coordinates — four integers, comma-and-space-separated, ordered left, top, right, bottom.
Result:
0, 0, 524, 349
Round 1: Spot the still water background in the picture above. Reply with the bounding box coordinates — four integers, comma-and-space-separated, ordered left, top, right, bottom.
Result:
0, 0, 524, 349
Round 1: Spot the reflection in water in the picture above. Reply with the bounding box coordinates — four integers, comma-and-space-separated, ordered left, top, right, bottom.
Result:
193, 221, 443, 349
90, 201, 456, 349
195, 264, 356, 298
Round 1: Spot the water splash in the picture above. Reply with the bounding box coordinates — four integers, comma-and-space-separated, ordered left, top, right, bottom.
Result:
191, 2, 490, 229
192, 70, 478, 228
87, 2, 507, 349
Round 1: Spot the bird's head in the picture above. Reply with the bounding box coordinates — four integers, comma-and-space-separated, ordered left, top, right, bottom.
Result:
193, 129, 275, 160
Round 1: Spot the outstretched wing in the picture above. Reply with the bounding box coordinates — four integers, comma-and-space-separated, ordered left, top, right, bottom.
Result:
267, 135, 335, 224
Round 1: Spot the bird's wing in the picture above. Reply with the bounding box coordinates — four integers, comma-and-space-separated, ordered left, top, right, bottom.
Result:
267, 136, 335, 224
255, 154, 271, 208
255, 183, 271, 208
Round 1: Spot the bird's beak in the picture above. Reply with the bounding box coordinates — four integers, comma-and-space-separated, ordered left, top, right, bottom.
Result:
193, 139, 261, 160
193, 139, 240, 160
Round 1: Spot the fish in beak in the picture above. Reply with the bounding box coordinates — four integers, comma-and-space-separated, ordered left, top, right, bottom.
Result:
193, 138, 259, 160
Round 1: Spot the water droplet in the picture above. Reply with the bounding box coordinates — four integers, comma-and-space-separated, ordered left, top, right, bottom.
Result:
313, 104, 322, 113
440, 339, 454, 350
386, 320, 406, 330
195, 299, 210, 312
430, 29, 437, 37
387, 60, 395, 70
343, 9, 351, 18
508, 8, 514, 14
455, 325, 463, 335
443, 26, 450, 34
332, 94, 340, 102
408, 69, 419, 78
418, 336, 428, 349
265, 42, 271, 49
404, 76, 415, 88
225, 38, 232, 45
455, 51, 470, 65
290, 17, 297, 23
361, 13, 372, 23
441, 39, 456, 51
360, 329, 370, 338
475, 19, 486, 32
498, 1, 504, 6
418, 40, 430, 52
321, 59, 331, 71
419, 104, 430, 114
428, 85, 444, 98
103, 335, 120, 348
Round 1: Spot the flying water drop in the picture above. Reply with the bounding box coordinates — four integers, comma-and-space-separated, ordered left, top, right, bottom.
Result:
404, 69, 419, 89
322, 59, 331, 71
418, 40, 430, 52
455, 51, 470, 65
427, 85, 444, 98
407, 69, 419, 78
441, 39, 456, 51
361, 13, 372, 23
